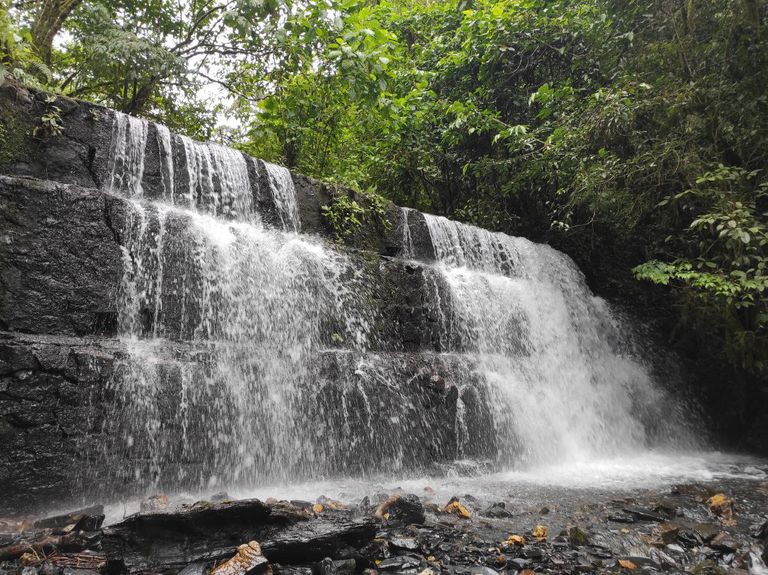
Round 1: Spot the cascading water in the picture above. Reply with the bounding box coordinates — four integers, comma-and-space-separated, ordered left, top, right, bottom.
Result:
177, 135, 254, 219
263, 161, 301, 232
155, 125, 174, 203
110, 202, 376, 490
399, 207, 416, 260
98, 107, 696, 501
105, 112, 148, 197
422, 213, 696, 466
102, 112, 381, 494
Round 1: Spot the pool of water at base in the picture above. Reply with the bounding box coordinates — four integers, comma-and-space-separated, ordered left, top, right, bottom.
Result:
101, 451, 767, 525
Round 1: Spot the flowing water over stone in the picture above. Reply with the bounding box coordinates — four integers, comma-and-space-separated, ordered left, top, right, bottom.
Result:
422, 213, 696, 466
107, 201, 377, 492
97, 111, 698, 501
176, 135, 254, 219
105, 112, 148, 197
263, 161, 301, 232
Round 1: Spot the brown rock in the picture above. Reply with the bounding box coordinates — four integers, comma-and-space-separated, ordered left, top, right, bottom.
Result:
658, 523, 680, 544
710, 532, 739, 552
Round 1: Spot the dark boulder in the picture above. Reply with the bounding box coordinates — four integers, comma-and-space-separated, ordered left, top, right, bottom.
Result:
374, 494, 425, 526
102, 499, 376, 573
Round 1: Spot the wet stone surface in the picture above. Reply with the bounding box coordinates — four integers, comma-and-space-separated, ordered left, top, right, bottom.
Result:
1, 473, 767, 575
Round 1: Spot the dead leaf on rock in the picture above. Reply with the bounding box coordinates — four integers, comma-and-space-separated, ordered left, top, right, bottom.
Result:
317, 497, 346, 510
211, 541, 270, 575
140, 494, 169, 513
312, 503, 324, 513
532, 525, 548, 539
19, 552, 39, 566
618, 559, 637, 570
706, 493, 735, 525
443, 497, 471, 519
506, 534, 526, 546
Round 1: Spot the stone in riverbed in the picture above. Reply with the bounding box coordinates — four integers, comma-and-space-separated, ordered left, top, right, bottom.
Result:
710, 532, 740, 552
179, 563, 208, 575
389, 536, 419, 551
378, 555, 422, 570
375, 494, 425, 526
561, 526, 589, 547
656, 522, 680, 544
622, 507, 667, 522
689, 560, 727, 575
607, 512, 636, 524
33, 506, 104, 531
312, 558, 335, 575
480, 502, 512, 519
103, 498, 376, 572
751, 518, 768, 540
508, 558, 531, 570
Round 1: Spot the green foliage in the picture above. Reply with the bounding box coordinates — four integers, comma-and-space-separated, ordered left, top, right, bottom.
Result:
322, 194, 366, 242
321, 188, 391, 243
0, 0, 53, 89
32, 95, 64, 137
245, 0, 768, 379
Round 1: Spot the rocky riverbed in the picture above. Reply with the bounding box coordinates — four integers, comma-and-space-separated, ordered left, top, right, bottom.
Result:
2, 458, 767, 575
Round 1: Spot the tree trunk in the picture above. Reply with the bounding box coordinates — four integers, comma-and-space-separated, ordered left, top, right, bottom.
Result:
30, 0, 83, 64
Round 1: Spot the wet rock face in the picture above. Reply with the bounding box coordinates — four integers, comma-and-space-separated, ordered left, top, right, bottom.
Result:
0, 85, 427, 261
0, 335, 115, 515
380, 260, 445, 352
0, 332, 497, 514
0, 85, 107, 189
0, 176, 122, 336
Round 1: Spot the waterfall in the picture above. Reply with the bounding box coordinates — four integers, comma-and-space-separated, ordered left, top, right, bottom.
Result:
102, 114, 387, 493
109, 203, 378, 489
98, 110, 693, 498
155, 125, 175, 203
422, 213, 693, 465
105, 112, 148, 196
263, 161, 301, 232
177, 135, 253, 219
399, 207, 416, 260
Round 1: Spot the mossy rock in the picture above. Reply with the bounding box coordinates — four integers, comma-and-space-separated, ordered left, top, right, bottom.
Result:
0, 103, 35, 166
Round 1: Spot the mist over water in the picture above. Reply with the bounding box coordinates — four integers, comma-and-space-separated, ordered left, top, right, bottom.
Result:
97, 111, 721, 504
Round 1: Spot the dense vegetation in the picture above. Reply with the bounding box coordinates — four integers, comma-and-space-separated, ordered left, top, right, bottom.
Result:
2, 0, 766, 432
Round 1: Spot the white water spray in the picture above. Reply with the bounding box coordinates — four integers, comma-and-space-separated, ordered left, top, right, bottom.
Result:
423, 213, 694, 466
